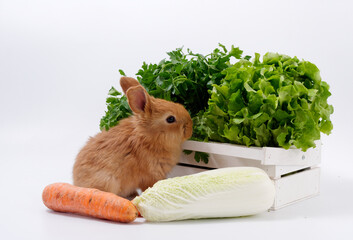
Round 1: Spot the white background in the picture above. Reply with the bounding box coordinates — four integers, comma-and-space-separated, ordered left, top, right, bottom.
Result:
1, 0, 353, 239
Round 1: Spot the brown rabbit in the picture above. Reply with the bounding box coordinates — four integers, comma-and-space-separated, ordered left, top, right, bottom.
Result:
73, 77, 193, 198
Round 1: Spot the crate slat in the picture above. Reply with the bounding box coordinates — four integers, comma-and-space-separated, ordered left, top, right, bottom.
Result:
271, 167, 320, 210
263, 142, 321, 165
182, 140, 264, 161
178, 151, 320, 179
182, 140, 321, 166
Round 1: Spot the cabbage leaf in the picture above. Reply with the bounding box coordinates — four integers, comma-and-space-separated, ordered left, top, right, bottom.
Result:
132, 167, 275, 222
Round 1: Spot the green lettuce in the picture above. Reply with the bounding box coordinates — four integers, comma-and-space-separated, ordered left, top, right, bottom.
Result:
193, 53, 333, 151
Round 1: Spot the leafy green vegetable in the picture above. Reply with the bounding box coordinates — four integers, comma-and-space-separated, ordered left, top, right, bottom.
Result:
118, 69, 126, 76
194, 53, 333, 151
135, 44, 243, 116
100, 44, 243, 130
100, 45, 333, 163
184, 150, 210, 164
99, 87, 132, 131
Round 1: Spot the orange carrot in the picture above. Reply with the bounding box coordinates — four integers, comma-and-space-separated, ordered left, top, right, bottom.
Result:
42, 183, 138, 223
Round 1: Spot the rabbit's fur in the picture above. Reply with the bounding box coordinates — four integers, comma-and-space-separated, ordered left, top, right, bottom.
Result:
73, 77, 193, 198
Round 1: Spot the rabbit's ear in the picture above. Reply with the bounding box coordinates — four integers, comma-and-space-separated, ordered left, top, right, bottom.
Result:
120, 77, 141, 94
126, 86, 151, 114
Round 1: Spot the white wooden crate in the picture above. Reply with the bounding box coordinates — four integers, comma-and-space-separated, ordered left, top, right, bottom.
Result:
168, 140, 321, 210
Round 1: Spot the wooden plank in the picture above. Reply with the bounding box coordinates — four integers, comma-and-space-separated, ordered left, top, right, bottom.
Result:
271, 167, 320, 210
182, 140, 264, 161
263, 142, 321, 165
182, 140, 321, 166
179, 152, 260, 170
179, 152, 318, 179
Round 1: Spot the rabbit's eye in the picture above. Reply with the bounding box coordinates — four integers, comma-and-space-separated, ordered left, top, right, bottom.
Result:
166, 116, 176, 123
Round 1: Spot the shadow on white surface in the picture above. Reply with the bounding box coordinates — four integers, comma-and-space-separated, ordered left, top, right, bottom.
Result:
44, 209, 145, 225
